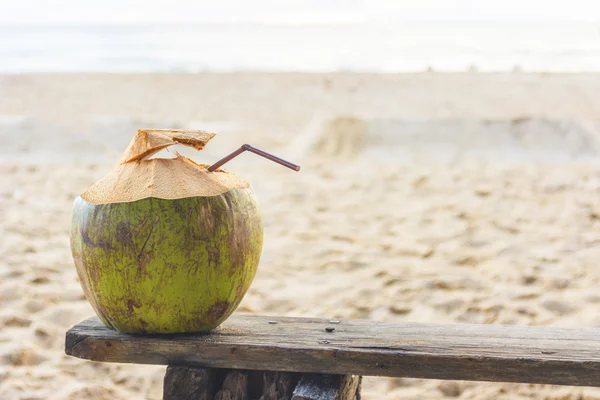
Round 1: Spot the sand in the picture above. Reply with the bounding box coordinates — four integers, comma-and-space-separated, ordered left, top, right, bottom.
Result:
3, 72, 600, 399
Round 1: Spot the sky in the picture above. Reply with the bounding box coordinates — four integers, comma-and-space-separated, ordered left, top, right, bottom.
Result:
365, 0, 600, 22
0, 0, 598, 24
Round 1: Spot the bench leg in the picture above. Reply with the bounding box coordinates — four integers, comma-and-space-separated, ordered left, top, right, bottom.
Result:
292, 374, 362, 400
163, 365, 361, 400
163, 366, 216, 400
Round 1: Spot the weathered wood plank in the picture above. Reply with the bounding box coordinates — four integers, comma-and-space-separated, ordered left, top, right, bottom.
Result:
66, 315, 600, 387
292, 374, 360, 400
163, 366, 216, 400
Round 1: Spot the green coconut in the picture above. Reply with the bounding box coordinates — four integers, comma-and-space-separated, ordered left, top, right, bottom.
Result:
70, 129, 263, 334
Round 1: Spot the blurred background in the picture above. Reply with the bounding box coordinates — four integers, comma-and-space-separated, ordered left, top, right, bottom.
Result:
2, 1, 600, 399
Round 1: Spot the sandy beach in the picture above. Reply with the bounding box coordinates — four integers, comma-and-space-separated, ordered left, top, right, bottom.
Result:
3, 72, 600, 399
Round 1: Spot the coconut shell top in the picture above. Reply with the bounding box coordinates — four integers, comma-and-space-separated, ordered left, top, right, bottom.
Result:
82, 129, 250, 204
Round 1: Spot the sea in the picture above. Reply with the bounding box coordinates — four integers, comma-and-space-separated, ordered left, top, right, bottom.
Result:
1, 20, 599, 73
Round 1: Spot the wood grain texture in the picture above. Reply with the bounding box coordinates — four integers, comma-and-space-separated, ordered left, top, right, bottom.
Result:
260, 371, 297, 400
292, 374, 360, 400
214, 370, 248, 400
66, 315, 600, 387
163, 366, 215, 400
338, 376, 361, 400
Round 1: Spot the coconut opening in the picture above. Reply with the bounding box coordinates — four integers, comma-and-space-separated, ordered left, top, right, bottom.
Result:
120, 129, 216, 163
146, 147, 189, 161
80, 129, 249, 204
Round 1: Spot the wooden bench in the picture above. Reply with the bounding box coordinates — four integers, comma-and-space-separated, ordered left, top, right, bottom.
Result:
65, 314, 600, 399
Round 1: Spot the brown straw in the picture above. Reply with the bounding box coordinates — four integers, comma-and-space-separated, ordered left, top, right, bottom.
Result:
207, 144, 300, 172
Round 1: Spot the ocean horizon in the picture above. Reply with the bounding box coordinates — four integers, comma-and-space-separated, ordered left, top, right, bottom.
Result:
1, 20, 599, 73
